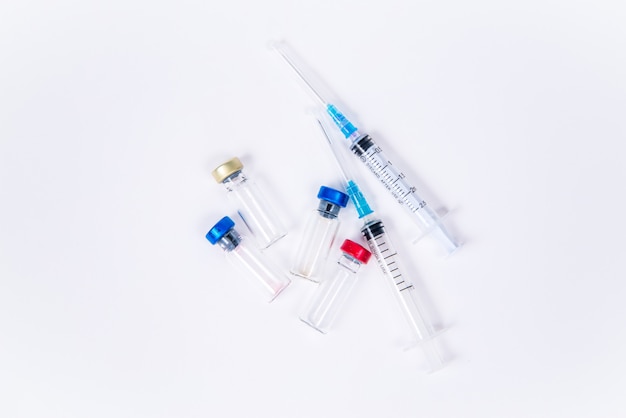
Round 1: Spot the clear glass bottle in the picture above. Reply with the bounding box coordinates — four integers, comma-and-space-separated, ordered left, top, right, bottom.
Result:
206, 216, 291, 302
212, 157, 287, 249
300, 239, 371, 333
290, 186, 349, 282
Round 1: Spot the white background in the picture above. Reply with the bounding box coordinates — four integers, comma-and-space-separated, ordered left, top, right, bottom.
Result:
1, 1, 625, 417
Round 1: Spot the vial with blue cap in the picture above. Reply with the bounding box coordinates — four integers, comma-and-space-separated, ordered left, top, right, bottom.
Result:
206, 216, 291, 302
212, 157, 287, 249
290, 186, 350, 281
300, 239, 371, 334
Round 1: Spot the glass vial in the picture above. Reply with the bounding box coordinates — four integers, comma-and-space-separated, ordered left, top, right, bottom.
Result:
212, 157, 287, 249
300, 239, 371, 333
290, 186, 349, 282
206, 216, 291, 302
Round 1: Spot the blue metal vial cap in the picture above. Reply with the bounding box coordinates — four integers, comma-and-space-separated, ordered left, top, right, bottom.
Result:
206, 216, 235, 245
317, 186, 349, 208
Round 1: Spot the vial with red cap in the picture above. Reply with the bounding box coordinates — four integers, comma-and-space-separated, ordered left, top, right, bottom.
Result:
300, 239, 371, 334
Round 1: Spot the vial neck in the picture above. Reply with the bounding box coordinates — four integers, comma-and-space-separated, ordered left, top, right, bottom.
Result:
222, 171, 246, 191
317, 200, 341, 219
337, 253, 361, 273
217, 229, 242, 252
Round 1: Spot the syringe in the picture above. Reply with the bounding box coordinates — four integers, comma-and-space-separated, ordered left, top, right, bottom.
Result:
317, 117, 445, 372
272, 41, 460, 255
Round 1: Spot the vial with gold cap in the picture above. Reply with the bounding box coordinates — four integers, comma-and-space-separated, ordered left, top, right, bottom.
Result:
211, 157, 287, 249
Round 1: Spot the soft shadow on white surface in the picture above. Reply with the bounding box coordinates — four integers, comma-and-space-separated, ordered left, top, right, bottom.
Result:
1, 1, 625, 417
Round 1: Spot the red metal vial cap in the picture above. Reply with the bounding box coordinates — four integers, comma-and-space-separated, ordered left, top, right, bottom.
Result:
340, 239, 372, 264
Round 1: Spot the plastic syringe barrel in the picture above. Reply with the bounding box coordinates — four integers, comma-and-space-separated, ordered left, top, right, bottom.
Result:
361, 219, 444, 371
327, 104, 459, 254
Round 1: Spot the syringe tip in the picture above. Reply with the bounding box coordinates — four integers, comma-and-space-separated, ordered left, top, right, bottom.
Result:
326, 104, 358, 138
346, 180, 373, 218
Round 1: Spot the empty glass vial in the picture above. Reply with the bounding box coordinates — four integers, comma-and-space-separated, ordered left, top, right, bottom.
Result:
291, 186, 349, 282
206, 216, 291, 302
300, 239, 371, 333
212, 157, 287, 249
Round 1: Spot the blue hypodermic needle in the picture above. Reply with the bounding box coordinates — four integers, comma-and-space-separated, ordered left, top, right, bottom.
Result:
316, 115, 446, 372
316, 119, 373, 219
273, 41, 461, 255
